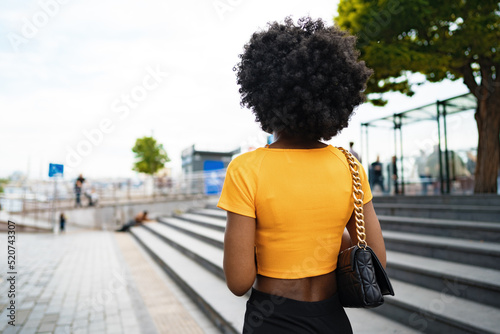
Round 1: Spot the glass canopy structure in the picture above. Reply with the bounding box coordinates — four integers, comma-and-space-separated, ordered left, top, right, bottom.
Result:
361, 93, 477, 195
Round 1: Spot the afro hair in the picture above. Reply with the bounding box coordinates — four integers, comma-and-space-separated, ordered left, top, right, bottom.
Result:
234, 16, 373, 141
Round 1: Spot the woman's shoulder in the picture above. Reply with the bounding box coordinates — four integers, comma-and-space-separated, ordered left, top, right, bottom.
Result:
229, 148, 268, 166
225, 149, 268, 182
327, 146, 350, 164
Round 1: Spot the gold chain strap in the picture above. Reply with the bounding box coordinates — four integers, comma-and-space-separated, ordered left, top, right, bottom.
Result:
337, 147, 367, 249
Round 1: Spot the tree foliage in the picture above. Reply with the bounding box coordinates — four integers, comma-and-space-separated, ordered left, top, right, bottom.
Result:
0, 178, 9, 194
132, 136, 170, 176
336, 0, 500, 193
336, 0, 499, 105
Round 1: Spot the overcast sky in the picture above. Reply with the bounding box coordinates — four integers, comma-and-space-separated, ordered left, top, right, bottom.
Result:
0, 0, 470, 180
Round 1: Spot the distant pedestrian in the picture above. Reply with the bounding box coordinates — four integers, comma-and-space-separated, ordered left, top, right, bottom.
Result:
74, 180, 82, 207
74, 174, 85, 207
370, 156, 385, 193
59, 213, 66, 232
417, 150, 431, 195
77, 174, 85, 186
349, 141, 361, 162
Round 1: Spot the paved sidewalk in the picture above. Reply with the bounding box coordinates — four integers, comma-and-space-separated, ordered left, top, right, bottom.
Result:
0, 229, 205, 334
114, 233, 204, 334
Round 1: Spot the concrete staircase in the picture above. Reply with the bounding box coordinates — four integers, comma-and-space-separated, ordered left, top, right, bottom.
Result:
130, 196, 500, 333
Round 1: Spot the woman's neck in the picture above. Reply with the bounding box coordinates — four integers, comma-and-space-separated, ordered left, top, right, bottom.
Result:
268, 132, 327, 149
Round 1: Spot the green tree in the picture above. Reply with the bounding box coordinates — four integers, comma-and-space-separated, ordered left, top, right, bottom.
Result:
336, 0, 500, 193
0, 178, 8, 193
132, 136, 170, 176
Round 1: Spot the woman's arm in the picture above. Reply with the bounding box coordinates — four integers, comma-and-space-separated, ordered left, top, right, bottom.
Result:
223, 211, 257, 296
345, 200, 387, 267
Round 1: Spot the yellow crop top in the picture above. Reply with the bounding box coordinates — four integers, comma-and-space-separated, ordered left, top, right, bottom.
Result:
217, 145, 373, 279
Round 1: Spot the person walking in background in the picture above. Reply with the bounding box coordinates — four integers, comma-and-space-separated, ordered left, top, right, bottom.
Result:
59, 213, 66, 232
349, 141, 361, 162
417, 150, 431, 195
74, 180, 83, 207
370, 155, 385, 193
392, 156, 399, 195
74, 174, 86, 207
218, 17, 386, 333
76, 174, 85, 186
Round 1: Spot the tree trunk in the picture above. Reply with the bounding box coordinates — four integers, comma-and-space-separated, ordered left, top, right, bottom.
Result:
474, 92, 500, 193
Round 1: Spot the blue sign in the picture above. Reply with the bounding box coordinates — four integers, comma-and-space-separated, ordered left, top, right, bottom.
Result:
203, 160, 224, 195
48, 163, 64, 177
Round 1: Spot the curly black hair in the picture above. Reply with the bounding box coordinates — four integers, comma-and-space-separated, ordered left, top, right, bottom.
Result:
235, 16, 373, 141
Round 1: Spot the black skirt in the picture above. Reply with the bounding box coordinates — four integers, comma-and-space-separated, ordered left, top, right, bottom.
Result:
243, 288, 353, 334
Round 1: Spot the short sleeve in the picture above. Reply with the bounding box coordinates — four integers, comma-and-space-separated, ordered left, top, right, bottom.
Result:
358, 162, 373, 204
217, 157, 257, 218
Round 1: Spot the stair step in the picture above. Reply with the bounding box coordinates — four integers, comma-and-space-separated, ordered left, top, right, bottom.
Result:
345, 308, 422, 334
191, 208, 226, 219
159, 214, 500, 307
158, 217, 224, 248
383, 230, 500, 269
379, 215, 500, 242
143, 222, 224, 279
174, 212, 226, 231
134, 224, 420, 334
374, 203, 500, 222
373, 195, 500, 206
130, 226, 246, 333
374, 280, 499, 334
145, 210, 500, 333
386, 251, 500, 308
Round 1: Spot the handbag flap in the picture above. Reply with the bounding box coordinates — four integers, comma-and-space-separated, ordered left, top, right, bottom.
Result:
367, 247, 395, 296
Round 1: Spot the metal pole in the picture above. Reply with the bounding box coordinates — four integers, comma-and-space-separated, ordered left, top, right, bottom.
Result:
50, 177, 55, 232
34, 182, 38, 228
399, 116, 405, 195
443, 102, 451, 194
437, 101, 444, 194
365, 125, 370, 168
394, 118, 398, 195
360, 125, 364, 164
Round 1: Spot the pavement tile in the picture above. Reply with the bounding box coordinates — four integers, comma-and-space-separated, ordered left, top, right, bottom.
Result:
19, 301, 35, 310
22, 318, 41, 328
123, 325, 141, 334
105, 323, 122, 332
72, 320, 89, 333
58, 311, 73, 319
89, 321, 106, 331
26, 311, 44, 320
114, 233, 205, 334
3, 326, 17, 334
41, 313, 59, 322
0, 231, 207, 334
37, 322, 56, 332
89, 313, 105, 322
18, 328, 37, 334
106, 329, 123, 334
16, 309, 31, 324
53, 325, 69, 334
105, 315, 121, 325
56, 316, 72, 325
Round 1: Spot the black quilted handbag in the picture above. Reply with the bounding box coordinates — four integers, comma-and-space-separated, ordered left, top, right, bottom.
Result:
336, 148, 395, 308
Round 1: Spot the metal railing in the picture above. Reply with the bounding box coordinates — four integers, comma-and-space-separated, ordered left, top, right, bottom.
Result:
0, 169, 227, 215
